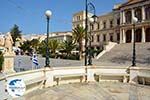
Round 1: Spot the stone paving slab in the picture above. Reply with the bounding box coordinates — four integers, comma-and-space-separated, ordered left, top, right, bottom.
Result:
14, 82, 150, 100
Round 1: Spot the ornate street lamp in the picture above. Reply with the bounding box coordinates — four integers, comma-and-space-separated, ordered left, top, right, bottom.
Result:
88, 15, 98, 65
45, 10, 52, 67
132, 16, 138, 67
85, 0, 97, 66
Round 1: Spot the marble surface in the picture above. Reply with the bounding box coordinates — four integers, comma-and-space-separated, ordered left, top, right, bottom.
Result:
16, 82, 150, 100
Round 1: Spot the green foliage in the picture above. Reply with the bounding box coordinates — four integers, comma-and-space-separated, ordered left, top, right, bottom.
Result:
30, 39, 40, 51
62, 54, 79, 60
61, 39, 76, 56
0, 51, 4, 71
10, 24, 22, 46
48, 39, 60, 54
72, 26, 85, 43
38, 39, 60, 58
19, 39, 40, 55
19, 40, 32, 53
72, 26, 85, 59
38, 41, 46, 57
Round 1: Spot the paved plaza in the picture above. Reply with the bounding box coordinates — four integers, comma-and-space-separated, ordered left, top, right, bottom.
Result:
14, 55, 127, 71
15, 82, 150, 100
14, 55, 84, 71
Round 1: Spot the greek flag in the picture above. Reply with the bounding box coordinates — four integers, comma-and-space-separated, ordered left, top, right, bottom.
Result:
32, 53, 39, 69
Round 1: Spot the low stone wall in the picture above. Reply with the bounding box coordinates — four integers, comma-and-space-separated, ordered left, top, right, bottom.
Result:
0, 66, 128, 90
0, 66, 150, 99
130, 67, 150, 84
87, 66, 129, 82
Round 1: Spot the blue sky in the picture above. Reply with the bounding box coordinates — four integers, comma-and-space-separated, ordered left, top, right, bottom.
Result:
0, 0, 125, 34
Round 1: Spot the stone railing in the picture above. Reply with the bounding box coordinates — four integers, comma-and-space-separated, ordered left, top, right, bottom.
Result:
0, 66, 150, 99
0, 66, 127, 90
86, 66, 129, 82
130, 67, 150, 85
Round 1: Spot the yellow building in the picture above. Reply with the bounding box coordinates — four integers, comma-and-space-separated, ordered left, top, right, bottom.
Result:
72, 0, 150, 49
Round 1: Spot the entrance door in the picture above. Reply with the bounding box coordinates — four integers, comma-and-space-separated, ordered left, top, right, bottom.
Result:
135, 29, 142, 42
146, 28, 150, 42
110, 33, 113, 42
126, 30, 132, 43
117, 33, 120, 42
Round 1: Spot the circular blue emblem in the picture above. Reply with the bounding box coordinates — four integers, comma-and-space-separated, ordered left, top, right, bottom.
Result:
7, 78, 26, 98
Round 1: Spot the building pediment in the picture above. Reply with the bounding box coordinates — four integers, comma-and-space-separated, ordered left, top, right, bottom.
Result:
121, 0, 146, 7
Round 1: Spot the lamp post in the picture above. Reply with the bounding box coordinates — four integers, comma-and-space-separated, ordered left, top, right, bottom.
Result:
45, 10, 52, 67
85, 0, 88, 66
88, 16, 97, 65
132, 17, 138, 67
85, 0, 97, 66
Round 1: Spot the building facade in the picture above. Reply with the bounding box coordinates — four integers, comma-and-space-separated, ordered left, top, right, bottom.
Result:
72, 11, 93, 29
49, 31, 72, 43
119, 0, 150, 43
72, 0, 150, 49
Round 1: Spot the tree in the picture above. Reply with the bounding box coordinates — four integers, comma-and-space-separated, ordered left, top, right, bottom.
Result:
72, 26, 85, 60
30, 39, 40, 51
38, 39, 60, 58
61, 39, 76, 56
0, 51, 4, 71
38, 41, 46, 57
19, 40, 32, 53
10, 24, 22, 46
48, 39, 60, 57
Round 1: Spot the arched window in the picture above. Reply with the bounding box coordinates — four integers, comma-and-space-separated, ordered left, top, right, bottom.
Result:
145, 5, 150, 20
125, 11, 132, 24
135, 8, 142, 21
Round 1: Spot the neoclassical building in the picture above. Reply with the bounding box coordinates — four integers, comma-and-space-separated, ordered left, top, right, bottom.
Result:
72, 11, 93, 29
119, 0, 150, 43
72, 0, 150, 49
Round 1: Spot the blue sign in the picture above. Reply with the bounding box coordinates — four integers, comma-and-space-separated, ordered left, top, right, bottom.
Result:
7, 78, 26, 98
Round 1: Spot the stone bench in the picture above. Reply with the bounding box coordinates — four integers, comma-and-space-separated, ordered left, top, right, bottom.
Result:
94, 72, 129, 83
54, 73, 86, 85
138, 75, 150, 85
25, 76, 46, 87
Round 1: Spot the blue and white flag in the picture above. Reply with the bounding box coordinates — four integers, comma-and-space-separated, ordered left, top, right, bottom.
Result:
32, 53, 39, 69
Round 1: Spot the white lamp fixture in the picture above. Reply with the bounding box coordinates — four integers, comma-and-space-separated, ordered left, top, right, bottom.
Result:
133, 16, 138, 23
89, 17, 94, 23
45, 10, 52, 18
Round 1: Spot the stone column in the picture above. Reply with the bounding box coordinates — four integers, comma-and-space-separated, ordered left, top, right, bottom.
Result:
113, 33, 117, 42
120, 29, 123, 43
132, 9, 135, 23
106, 34, 109, 42
129, 67, 138, 84
44, 67, 54, 87
2, 52, 15, 74
142, 27, 146, 42
94, 34, 97, 43
120, 11, 123, 24
87, 67, 95, 82
100, 34, 103, 42
142, 6, 146, 21
123, 29, 126, 43
123, 11, 126, 24
131, 28, 134, 43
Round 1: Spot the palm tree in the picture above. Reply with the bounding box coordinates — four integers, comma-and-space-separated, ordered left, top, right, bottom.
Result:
72, 26, 85, 60
48, 39, 60, 58
37, 41, 46, 57
62, 39, 76, 56
30, 39, 40, 51
20, 40, 31, 53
